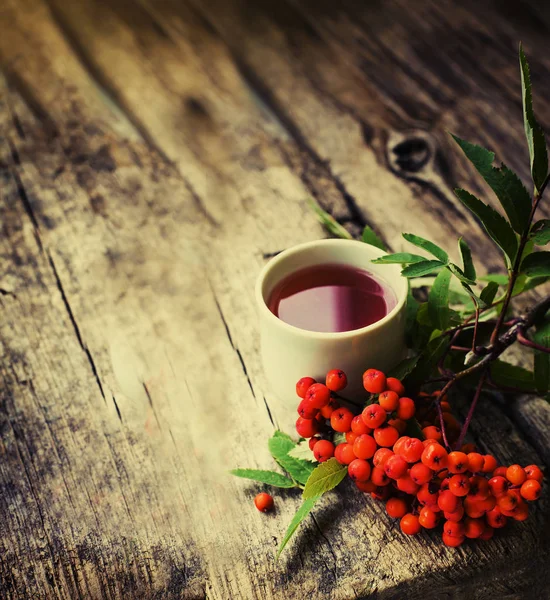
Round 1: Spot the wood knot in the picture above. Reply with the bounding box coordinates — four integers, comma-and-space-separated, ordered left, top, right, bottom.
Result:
387, 131, 435, 176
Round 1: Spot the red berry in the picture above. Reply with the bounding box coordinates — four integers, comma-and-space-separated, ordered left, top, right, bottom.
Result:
254, 493, 274, 512
493, 466, 507, 478
374, 425, 399, 448
422, 426, 442, 442
421, 443, 448, 470
384, 455, 408, 479
313, 440, 335, 463
334, 443, 356, 465
467, 452, 484, 473
325, 369, 348, 392
362, 404, 387, 429
356, 480, 377, 493
308, 437, 319, 451
468, 476, 490, 501
410, 463, 433, 485
351, 415, 371, 435
444, 505, 464, 522
385, 377, 405, 396
379, 390, 399, 412
353, 434, 377, 460
330, 407, 354, 432
400, 513, 421, 535
524, 464, 543, 483
486, 506, 507, 528
497, 493, 518, 512
449, 474, 470, 497
297, 398, 318, 419
419, 506, 438, 529
396, 474, 420, 494
438, 490, 459, 513
479, 526, 494, 540
296, 417, 318, 438
400, 438, 424, 464
388, 418, 407, 434
296, 377, 316, 398
520, 479, 541, 501
305, 383, 331, 409
371, 466, 390, 486
393, 436, 410, 455
464, 517, 485, 539
386, 497, 408, 518
363, 369, 386, 394
346, 431, 359, 444
348, 459, 371, 482
481, 455, 498, 473
443, 520, 465, 538
417, 482, 440, 507
488, 476, 509, 497
447, 451, 468, 474
371, 486, 391, 501
442, 532, 465, 547
396, 397, 415, 420
373, 448, 394, 468
320, 397, 339, 419
506, 464, 526, 486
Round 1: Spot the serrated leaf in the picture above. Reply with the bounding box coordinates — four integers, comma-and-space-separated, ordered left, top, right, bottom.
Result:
276, 496, 319, 558
389, 354, 420, 380
521, 252, 550, 278
448, 263, 476, 286
534, 320, 550, 395
230, 469, 296, 488
372, 253, 426, 265
530, 220, 550, 245
405, 336, 449, 391
454, 188, 518, 261
288, 441, 317, 463
268, 431, 315, 485
458, 237, 476, 281
480, 281, 499, 306
403, 233, 449, 263
428, 268, 452, 330
519, 44, 548, 192
362, 225, 387, 250
490, 360, 537, 392
302, 458, 347, 500
451, 135, 531, 234
307, 198, 352, 240
401, 260, 445, 278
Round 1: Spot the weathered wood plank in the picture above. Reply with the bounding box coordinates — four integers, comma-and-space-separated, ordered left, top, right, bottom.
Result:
0, 0, 549, 599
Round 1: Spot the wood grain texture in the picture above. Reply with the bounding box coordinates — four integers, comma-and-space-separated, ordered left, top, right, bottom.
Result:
0, 0, 549, 598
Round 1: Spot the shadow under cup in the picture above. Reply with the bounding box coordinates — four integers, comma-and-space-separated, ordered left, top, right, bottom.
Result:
256, 239, 408, 413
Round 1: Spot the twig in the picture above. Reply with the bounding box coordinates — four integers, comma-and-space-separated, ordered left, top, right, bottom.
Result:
517, 330, 550, 354
436, 398, 451, 451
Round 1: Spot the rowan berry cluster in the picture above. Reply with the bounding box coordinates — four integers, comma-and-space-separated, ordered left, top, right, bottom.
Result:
295, 368, 544, 547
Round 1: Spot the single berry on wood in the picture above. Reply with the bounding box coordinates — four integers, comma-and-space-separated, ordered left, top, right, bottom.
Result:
254, 493, 274, 512
400, 513, 421, 535
386, 497, 408, 519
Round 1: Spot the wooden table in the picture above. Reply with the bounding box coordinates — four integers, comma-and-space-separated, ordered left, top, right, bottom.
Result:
1, 1, 549, 598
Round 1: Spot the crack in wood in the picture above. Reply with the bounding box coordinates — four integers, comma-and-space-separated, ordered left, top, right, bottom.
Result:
262, 396, 276, 428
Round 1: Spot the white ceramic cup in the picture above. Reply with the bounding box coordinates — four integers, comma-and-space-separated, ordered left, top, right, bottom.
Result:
255, 239, 408, 412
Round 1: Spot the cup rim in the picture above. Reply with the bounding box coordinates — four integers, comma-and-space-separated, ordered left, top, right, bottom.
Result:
255, 238, 408, 340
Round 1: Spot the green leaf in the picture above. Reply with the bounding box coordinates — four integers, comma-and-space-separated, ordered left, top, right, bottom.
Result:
458, 237, 476, 281
401, 260, 445, 278
480, 281, 499, 306
428, 268, 452, 330
524, 276, 550, 292
490, 360, 537, 392
530, 220, 550, 245
288, 441, 316, 463
332, 432, 346, 445
230, 469, 296, 488
519, 44, 548, 192
372, 253, 426, 265
448, 263, 476, 286
277, 496, 319, 558
268, 431, 315, 485
479, 274, 509, 285
389, 354, 420, 380
302, 458, 347, 500
404, 418, 424, 439
405, 286, 419, 346
405, 336, 449, 391
454, 189, 518, 261
402, 233, 449, 263
534, 319, 550, 395
521, 252, 550, 278
307, 198, 352, 240
451, 135, 532, 234
362, 225, 387, 250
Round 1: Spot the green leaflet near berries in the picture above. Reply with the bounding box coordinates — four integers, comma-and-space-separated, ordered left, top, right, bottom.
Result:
489, 360, 537, 393
534, 319, 550, 395
520, 251, 550, 278
302, 458, 348, 500
361, 225, 387, 250
268, 431, 315, 485
288, 440, 316, 462
428, 268, 452, 331
276, 496, 319, 558
530, 220, 550, 245
230, 469, 297, 488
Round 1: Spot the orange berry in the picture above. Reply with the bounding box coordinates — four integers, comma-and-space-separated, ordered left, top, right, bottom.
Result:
396, 474, 420, 495
373, 448, 394, 468
356, 480, 377, 493
379, 390, 400, 411
464, 517, 485, 539
421, 443, 448, 470
481, 455, 498, 473
449, 474, 470, 497
506, 464, 527, 486
388, 418, 407, 435
371, 466, 390, 487
486, 506, 507, 528
440, 401, 452, 413
374, 425, 400, 448
346, 431, 359, 444
386, 497, 408, 519
254, 492, 274, 512
467, 453, 484, 472
385, 377, 405, 396
443, 520, 465, 538
520, 479, 541, 501
448, 452, 469, 474
461, 443, 476, 454
400, 513, 421, 535
493, 466, 507, 478
524, 465, 543, 483
353, 434, 377, 460
363, 369, 386, 394
444, 505, 464, 522
442, 532, 465, 547
497, 493, 518, 512
479, 526, 494, 540
396, 397, 416, 420
422, 426, 442, 442
410, 463, 433, 485
438, 490, 459, 513
334, 443, 356, 465
418, 506, 438, 529
351, 415, 371, 435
